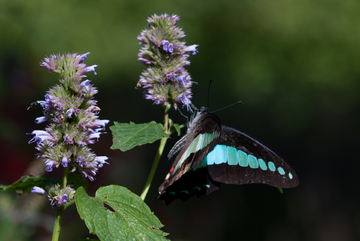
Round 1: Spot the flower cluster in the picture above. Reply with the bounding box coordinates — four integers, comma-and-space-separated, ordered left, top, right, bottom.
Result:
31, 185, 75, 207
28, 53, 109, 182
136, 13, 198, 112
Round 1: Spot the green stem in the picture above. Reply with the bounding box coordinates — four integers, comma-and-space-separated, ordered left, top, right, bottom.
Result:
61, 166, 69, 189
140, 136, 168, 201
140, 107, 170, 201
52, 206, 64, 241
52, 166, 69, 241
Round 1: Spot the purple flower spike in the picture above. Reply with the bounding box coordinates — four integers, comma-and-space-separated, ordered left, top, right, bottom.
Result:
31, 186, 45, 195
137, 14, 197, 111
29, 52, 109, 190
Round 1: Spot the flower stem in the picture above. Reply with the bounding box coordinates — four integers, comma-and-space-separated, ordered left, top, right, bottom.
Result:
61, 166, 69, 189
140, 107, 170, 201
52, 166, 69, 241
52, 206, 64, 241
140, 136, 168, 201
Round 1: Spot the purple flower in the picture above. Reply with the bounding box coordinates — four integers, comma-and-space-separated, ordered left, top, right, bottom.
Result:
66, 108, 74, 118
85, 175, 95, 182
79, 65, 98, 76
78, 122, 86, 130
178, 94, 192, 112
28, 100, 46, 110
185, 44, 199, 55
81, 162, 98, 181
168, 43, 174, 53
95, 156, 109, 168
45, 94, 56, 103
77, 141, 87, 146
40, 56, 57, 72
31, 186, 46, 194
61, 194, 68, 203
88, 132, 101, 144
77, 156, 83, 167
162, 40, 169, 52
78, 52, 90, 64
62, 156, 68, 167
138, 57, 152, 65
45, 161, 54, 172
28, 130, 56, 145
176, 75, 189, 85
93, 119, 110, 129
35, 116, 48, 124
79, 79, 91, 94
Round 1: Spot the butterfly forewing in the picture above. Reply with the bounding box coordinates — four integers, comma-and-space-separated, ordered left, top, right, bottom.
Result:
158, 111, 221, 200
167, 133, 188, 159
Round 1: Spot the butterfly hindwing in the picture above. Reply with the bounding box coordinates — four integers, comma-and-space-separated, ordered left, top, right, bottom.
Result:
207, 125, 299, 188
157, 166, 221, 205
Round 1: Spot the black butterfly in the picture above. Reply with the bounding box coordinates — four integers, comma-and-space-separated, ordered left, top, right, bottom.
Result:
158, 107, 299, 204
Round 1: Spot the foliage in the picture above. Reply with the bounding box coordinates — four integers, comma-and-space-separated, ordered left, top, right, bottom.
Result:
75, 186, 168, 240
110, 121, 169, 152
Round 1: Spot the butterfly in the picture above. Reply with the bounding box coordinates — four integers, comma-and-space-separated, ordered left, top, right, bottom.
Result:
158, 107, 299, 204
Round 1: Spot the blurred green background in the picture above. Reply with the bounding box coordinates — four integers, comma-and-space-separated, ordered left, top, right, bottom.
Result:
1, 0, 359, 240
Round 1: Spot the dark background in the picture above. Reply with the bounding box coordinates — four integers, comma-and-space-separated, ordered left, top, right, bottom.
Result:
0, 1, 359, 240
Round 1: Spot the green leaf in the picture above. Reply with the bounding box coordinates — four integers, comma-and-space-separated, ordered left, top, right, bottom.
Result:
75, 185, 168, 241
0, 175, 58, 194
0, 174, 88, 194
110, 121, 169, 152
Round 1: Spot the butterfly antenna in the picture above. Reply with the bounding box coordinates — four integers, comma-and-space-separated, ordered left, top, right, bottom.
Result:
211, 100, 244, 113
190, 103, 198, 112
177, 108, 189, 123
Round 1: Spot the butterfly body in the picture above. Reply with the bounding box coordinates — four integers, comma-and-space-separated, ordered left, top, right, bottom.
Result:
158, 108, 299, 204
